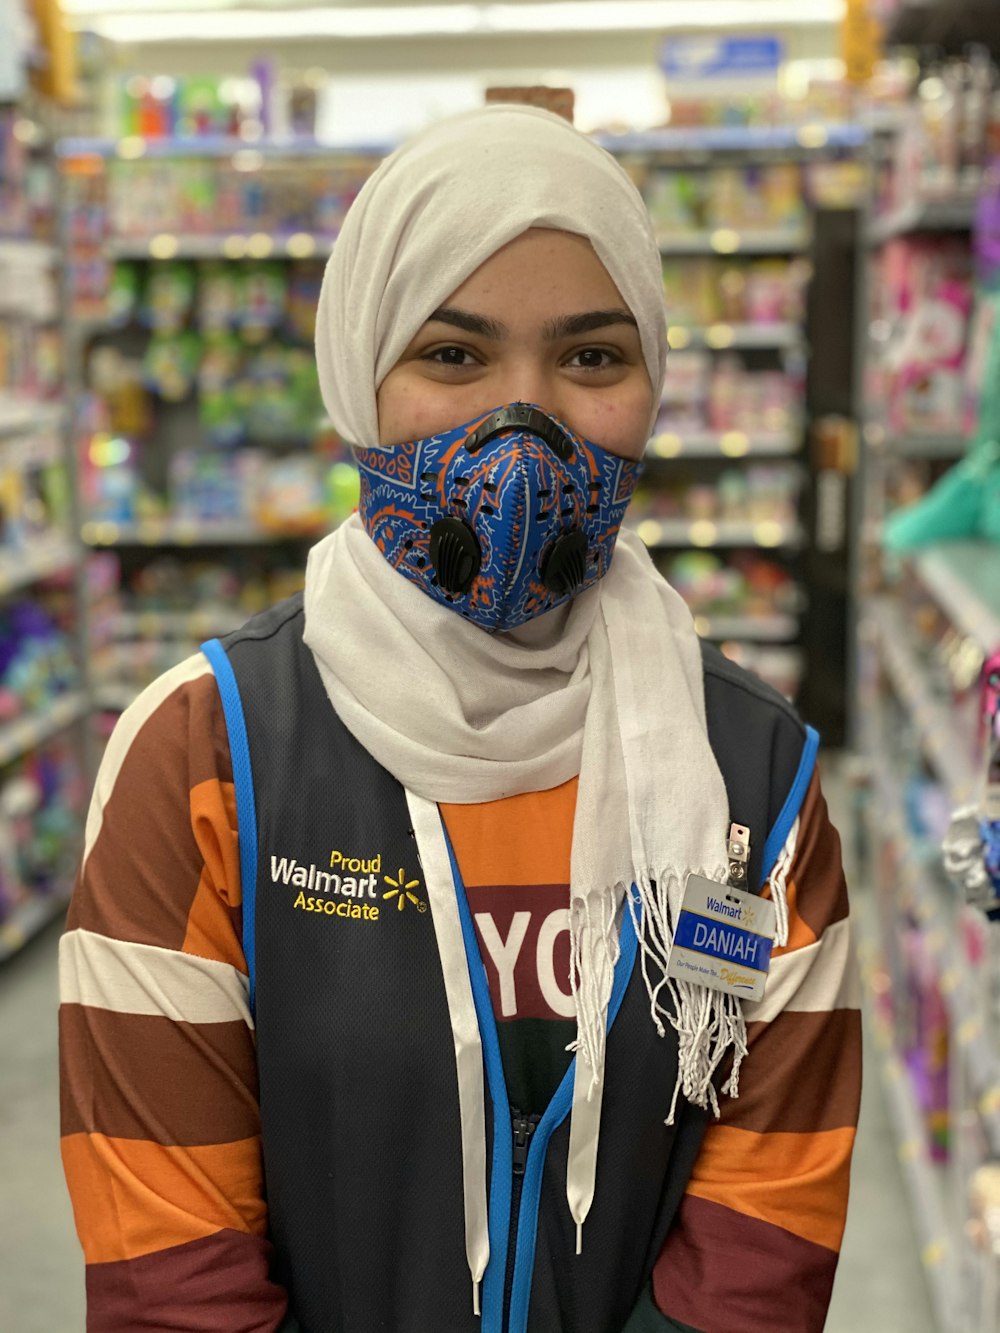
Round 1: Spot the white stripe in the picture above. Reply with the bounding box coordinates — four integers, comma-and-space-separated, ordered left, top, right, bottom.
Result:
743, 916, 859, 1025
83, 654, 214, 871
60, 928, 253, 1029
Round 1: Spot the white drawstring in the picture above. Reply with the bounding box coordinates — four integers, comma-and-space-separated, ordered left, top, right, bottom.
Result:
406, 791, 490, 1315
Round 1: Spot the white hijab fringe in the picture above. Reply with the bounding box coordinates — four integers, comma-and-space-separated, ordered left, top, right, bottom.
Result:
767, 816, 799, 949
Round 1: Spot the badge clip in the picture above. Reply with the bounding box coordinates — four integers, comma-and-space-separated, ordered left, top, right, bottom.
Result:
727, 822, 751, 889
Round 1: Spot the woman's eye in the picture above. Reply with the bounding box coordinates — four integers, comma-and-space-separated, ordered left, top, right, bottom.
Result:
568, 348, 622, 370
424, 345, 477, 367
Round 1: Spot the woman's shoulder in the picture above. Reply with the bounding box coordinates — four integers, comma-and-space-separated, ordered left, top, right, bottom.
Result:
104, 652, 233, 790
698, 638, 804, 734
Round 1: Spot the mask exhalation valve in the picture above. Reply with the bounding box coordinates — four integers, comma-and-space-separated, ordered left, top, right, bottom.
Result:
429, 517, 482, 594
541, 529, 588, 597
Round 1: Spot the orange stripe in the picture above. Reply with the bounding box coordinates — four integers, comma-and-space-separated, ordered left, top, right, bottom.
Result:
440, 777, 578, 887
182, 864, 247, 974
61, 1133, 266, 1264
762, 876, 817, 958
686, 1124, 854, 1253
190, 778, 241, 904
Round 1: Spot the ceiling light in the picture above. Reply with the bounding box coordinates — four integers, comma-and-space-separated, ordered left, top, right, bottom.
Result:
67, 1, 846, 43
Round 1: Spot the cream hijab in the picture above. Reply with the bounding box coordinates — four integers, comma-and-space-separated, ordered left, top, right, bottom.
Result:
305, 105, 756, 1312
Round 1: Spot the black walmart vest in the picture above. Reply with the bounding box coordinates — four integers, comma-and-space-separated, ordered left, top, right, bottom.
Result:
202, 594, 817, 1333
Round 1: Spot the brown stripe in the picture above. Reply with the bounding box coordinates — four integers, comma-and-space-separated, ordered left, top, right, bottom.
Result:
60, 1005, 258, 1145
719, 1008, 861, 1134
789, 774, 850, 938
68, 674, 234, 950
84, 1228, 287, 1332
653, 1195, 837, 1333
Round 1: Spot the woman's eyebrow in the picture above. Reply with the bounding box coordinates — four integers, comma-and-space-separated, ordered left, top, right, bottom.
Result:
544, 309, 639, 338
426, 306, 508, 339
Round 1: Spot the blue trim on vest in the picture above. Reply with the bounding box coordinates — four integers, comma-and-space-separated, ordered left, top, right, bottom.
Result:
760, 722, 819, 886
201, 638, 259, 1013
507, 896, 640, 1333
444, 826, 513, 1333
445, 815, 641, 1333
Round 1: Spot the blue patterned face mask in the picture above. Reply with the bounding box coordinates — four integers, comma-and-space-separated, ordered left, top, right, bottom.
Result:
355, 403, 643, 633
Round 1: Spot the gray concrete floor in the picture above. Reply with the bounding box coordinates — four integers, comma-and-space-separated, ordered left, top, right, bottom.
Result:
0, 769, 939, 1331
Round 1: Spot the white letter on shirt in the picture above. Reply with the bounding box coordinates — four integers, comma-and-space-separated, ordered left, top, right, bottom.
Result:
537, 909, 576, 1018
475, 911, 530, 1017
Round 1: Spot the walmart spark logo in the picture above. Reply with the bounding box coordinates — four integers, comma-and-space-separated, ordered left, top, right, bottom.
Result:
741, 903, 756, 930
383, 868, 428, 913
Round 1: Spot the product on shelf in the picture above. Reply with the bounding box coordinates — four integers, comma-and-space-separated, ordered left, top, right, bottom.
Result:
661, 550, 803, 626
630, 464, 802, 528
0, 738, 85, 932
869, 236, 974, 438
882, 168, 1000, 551
0, 598, 78, 720
89, 551, 308, 710
655, 354, 803, 436
103, 152, 378, 244
661, 255, 810, 328
644, 163, 808, 242
874, 49, 1000, 215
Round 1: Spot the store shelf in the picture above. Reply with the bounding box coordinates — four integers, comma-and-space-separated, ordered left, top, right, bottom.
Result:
0, 430, 65, 472
865, 740, 1000, 1159
631, 517, 803, 550
107, 233, 335, 261
0, 885, 72, 962
0, 397, 65, 440
57, 135, 391, 160
595, 124, 868, 155
81, 518, 318, 547
668, 323, 804, 351
693, 613, 799, 642
871, 430, 967, 460
646, 428, 801, 459
0, 536, 78, 595
57, 125, 870, 164
860, 961, 961, 1333
93, 681, 142, 713
0, 692, 89, 769
912, 542, 1000, 656
109, 607, 247, 639
869, 193, 980, 246
657, 228, 810, 256
868, 597, 979, 806
0, 238, 58, 265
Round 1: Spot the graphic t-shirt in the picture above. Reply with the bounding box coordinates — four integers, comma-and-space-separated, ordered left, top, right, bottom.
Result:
440, 778, 578, 1114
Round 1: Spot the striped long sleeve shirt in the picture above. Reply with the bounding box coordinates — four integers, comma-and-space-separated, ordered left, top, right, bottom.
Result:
59, 653, 860, 1332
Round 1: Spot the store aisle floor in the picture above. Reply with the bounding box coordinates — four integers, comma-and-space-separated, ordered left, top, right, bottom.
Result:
0, 918, 85, 1332
0, 781, 938, 1331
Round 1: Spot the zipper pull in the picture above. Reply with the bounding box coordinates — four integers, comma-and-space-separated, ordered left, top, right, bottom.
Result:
511, 1111, 539, 1177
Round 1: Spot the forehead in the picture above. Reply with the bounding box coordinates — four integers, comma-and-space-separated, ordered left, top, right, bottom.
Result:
442, 228, 627, 316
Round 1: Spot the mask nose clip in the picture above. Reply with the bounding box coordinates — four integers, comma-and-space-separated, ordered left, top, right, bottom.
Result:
429, 517, 482, 595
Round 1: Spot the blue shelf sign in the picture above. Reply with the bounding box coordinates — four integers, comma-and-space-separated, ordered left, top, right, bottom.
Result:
659, 35, 785, 80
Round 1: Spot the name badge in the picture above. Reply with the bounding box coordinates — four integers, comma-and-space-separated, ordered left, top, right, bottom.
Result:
665, 873, 776, 1003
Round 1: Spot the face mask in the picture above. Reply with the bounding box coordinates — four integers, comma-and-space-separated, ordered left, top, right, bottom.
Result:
355, 403, 643, 633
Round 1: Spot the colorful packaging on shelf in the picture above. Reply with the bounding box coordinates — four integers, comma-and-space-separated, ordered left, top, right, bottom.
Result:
0, 739, 85, 929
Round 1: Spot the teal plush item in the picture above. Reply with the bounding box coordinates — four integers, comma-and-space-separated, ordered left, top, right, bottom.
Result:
883, 437, 1000, 552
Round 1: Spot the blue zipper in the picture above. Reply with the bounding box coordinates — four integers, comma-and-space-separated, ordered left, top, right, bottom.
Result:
505, 900, 639, 1333
443, 814, 639, 1333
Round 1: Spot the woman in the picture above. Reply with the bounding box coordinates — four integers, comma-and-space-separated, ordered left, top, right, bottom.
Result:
59, 105, 860, 1333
